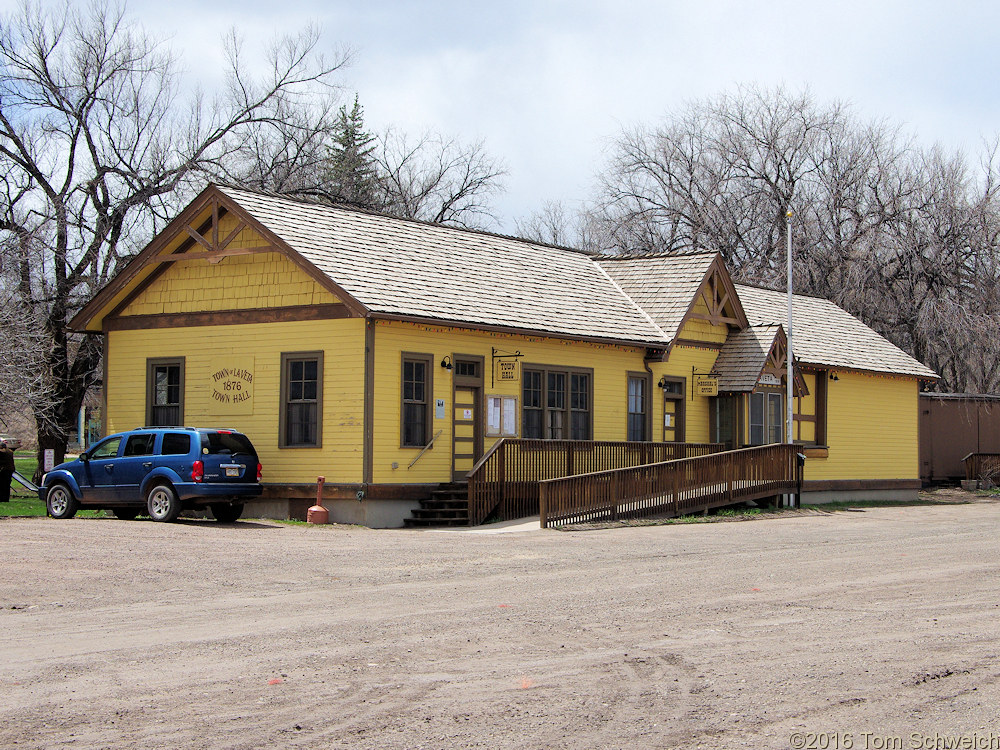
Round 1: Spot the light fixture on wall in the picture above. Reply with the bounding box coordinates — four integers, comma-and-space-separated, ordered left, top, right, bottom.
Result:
440, 356, 453, 371
658, 376, 669, 389
829, 372, 839, 381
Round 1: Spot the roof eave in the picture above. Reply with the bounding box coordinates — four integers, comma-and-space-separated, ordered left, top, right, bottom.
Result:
368, 312, 670, 350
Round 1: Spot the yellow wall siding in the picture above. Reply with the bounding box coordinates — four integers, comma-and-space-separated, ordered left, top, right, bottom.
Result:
370, 320, 658, 484
804, 372, 919, 481
106, 318, 366, 484
121, 221, 339, 317
655, 345, 720, 444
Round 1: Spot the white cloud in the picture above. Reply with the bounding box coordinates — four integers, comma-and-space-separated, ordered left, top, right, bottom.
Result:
3, 0, 999, 231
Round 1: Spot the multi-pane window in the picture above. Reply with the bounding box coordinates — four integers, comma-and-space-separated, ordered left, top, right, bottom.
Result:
281, 352, 323, 448
522, 366, 591, 440
146, 358, 184, 427
547, 372, 566, 439
570, 373, 589, 440
522, 370, 543, 439
402, 355, 432, 447
767, 392, 784, 444
627, 374, 649, 441
749, 391, 784, 446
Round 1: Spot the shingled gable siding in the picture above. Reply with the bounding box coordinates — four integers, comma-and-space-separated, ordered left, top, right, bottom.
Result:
119, 216, 342, 316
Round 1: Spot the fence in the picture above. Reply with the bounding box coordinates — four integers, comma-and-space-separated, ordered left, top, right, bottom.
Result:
962, 453, 1000, 485
538, 443, 802, 528
466, 439, 722, 525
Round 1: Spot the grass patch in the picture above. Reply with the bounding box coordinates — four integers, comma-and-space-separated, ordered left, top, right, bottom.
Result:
3, 455, 102, 518
0, 494, 106, 519
659, 507, 764, 524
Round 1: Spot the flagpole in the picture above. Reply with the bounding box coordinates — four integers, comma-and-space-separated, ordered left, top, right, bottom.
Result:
786, 209, 794, 445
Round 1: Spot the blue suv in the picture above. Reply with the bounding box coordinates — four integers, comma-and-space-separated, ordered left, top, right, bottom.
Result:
39, 427, 263, 522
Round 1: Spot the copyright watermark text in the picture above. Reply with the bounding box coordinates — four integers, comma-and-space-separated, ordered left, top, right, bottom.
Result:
788, 731, 1000, 750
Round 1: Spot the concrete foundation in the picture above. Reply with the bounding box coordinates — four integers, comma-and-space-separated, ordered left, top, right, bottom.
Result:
800, 487, 919, 504
245, 497, 421, 528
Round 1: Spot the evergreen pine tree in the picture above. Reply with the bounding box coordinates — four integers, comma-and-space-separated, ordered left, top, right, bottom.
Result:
326, 95, 381, 208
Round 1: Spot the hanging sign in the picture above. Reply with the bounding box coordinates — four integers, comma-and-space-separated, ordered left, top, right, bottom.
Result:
494, 359, 521, 383
695, 375, 719, 397
209, 357, 255, 415
491, 348, 523, 387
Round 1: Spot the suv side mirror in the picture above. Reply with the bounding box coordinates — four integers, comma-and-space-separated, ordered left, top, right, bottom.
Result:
80, 451, 89, 462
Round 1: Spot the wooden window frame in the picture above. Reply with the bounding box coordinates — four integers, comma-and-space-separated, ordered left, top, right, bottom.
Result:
626, 371, 652, 442
486, 395, 519, 437
145, 357, 185, 427
749, 388, 784, 446
799, 369, 829, 447
660, 376, 686, 442
400, 352, 434, 449
521, 364, 593, 441
279, 351, 324, 449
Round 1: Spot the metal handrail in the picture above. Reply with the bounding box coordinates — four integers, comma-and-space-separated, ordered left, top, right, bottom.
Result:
408, 430, 443, 469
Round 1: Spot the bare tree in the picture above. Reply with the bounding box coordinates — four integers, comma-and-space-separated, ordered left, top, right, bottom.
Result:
375, 128, 506, 228
587, 85, 1000, 393
0, 0, 348, 475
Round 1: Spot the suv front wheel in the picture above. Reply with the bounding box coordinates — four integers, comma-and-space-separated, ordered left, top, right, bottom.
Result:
147, 484, 181, 522
46, 483, 79, 519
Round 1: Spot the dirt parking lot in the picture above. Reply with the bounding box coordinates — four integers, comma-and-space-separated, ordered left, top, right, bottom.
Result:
3, 499, 1000, 750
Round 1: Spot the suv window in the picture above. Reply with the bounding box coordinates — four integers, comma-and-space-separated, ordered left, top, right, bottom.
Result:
123, 434, 156, 457
201, 432, 255, 456
161, 433, 191, 456
90, 437, 122, 460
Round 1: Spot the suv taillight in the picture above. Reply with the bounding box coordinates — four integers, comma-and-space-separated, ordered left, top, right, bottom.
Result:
256, 463, 262, 482
192, 460, 204, 483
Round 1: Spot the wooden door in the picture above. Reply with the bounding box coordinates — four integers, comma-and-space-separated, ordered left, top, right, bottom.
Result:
452, 357, 484, 481
661, 378, 686, 443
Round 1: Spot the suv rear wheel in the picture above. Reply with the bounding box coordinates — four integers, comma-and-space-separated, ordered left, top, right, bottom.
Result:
147, 484, 181, 522
211, 503, 244, 523
46, 483, 79, 519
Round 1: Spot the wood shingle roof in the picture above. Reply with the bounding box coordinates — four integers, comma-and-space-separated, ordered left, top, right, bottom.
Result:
735, 284, 938, 379
711, 325, 784, 391
597, 252, 722, 342
219, 187, 669, 347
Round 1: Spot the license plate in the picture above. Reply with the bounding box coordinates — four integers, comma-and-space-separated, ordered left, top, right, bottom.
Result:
225, 467, 240, 478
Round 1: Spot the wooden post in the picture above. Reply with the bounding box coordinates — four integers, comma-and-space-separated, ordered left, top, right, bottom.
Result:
496, 440, 506, 522
539, 481, 548, 528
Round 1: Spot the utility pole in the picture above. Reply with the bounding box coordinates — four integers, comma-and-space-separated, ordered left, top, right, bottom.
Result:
786, 210, 794, 445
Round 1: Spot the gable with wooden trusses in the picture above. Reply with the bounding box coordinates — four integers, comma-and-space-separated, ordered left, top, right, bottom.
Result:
72, 189, 364, 333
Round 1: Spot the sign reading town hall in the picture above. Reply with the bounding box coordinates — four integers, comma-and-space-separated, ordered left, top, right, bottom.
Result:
209, 358, 255, 415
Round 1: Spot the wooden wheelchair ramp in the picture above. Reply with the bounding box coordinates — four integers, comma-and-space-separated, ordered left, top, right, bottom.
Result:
538, 444, 803, 528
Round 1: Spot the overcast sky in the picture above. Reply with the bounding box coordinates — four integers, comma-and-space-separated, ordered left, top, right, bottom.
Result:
5, 0, 1000, 233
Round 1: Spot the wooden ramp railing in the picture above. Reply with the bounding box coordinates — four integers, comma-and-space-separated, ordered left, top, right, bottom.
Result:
538, 443, 803, 528
467, 440, 723, 525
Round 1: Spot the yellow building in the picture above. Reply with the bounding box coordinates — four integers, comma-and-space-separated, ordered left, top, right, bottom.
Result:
73, 185, 937, 525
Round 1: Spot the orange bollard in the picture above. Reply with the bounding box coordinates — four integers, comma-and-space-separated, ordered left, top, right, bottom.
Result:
307, 476, 328, 524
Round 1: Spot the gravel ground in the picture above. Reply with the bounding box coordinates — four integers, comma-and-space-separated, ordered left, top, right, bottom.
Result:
2, 494, 1000, 749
